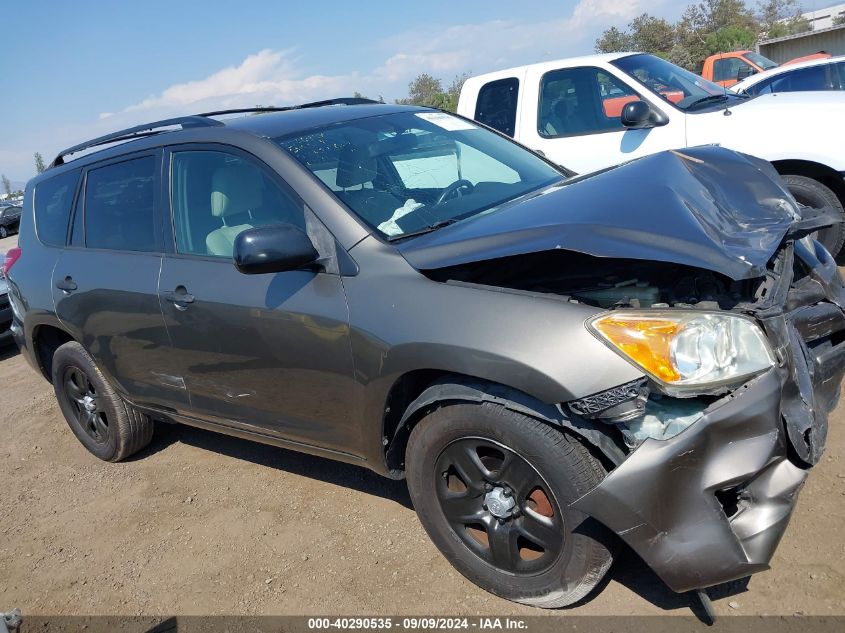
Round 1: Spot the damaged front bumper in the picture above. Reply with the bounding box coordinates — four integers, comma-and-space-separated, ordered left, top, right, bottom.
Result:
573, 369, 805, 592
572, 237, 845, 593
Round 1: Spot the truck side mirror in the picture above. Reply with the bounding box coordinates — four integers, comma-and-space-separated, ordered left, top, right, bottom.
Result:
620, 101, 669, 129
736, 66, 756, 81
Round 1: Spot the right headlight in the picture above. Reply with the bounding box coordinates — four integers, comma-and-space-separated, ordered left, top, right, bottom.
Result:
587, 311, 775, 393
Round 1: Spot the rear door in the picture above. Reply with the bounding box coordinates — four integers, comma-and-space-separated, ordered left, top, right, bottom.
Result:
157, 145, 357, 453
519, 65, 686, 173
52, 151, 185, 410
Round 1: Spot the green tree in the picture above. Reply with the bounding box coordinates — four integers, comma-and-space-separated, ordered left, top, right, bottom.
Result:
1, 174, 11, 197
758, 0, 810, 38
444, 73, 469, 112
397, 73, 467, 112
596, 1, 761, 70
704, 24, 758, 54
628, 14, 676, 57
397, 73, 446, 108
34, 152, 46, 174
834, 13, 845, 26
595, 15, 674, 57
595, 26, 632, 53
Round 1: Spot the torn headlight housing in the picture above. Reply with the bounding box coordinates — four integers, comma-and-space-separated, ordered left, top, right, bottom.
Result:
587, 311, 775, 397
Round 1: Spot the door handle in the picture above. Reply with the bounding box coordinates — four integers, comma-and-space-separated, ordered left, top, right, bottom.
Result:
56, 276, 78, 293
162, 286, 195, 310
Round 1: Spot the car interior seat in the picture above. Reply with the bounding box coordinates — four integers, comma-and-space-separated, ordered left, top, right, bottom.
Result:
206, 163, 264, 257
335, 143, 402, 226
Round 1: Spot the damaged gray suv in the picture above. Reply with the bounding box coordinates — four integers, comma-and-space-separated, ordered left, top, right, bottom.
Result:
5, 99, 844, 608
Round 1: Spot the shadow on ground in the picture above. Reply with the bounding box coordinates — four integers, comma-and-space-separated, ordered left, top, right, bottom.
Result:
0, 343, 20, 362
137, 421, 413, 509
139, 419, 749, 618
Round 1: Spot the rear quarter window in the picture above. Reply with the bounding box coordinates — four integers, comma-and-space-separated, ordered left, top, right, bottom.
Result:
474, 77, 519, 137
34, 170, 80, 247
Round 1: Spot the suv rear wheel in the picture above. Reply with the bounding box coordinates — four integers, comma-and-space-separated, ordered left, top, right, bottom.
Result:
52, 341, 154, 462
405, 402, 614, 608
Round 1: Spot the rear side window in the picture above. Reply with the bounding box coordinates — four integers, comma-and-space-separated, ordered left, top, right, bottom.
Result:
753, 65, 830, 95
85, 156, 158, 252
774, 65, 828, 91
474, 77, 519, 137
34, 170, 79, 247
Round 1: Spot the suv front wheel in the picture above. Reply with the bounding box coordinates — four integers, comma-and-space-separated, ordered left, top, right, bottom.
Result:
405, 402, 614, 608
52, 341, 154, 462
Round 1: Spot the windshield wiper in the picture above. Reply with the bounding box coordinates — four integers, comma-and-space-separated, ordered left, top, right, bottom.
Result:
387, 218, 459, 241
686, 92, 749, 110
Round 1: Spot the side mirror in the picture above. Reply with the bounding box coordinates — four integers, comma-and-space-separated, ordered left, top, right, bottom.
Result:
233, 224, 320, 275
736, 66, 756, 81
620, 100, 669, 129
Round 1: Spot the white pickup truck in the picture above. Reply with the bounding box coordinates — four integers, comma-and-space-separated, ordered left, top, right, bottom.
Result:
457, 52, 845, 254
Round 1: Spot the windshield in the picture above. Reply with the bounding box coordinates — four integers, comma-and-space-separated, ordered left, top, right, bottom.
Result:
276, 111, 563, 239
745, 52, 778, 70
612, 54, 733, 111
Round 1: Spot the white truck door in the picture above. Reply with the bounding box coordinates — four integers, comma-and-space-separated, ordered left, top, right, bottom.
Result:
516, 65, 687, 173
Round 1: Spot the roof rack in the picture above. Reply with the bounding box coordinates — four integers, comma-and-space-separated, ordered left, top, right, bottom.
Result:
49, 97, 381, 169
197, 97, 381, 118
49, 115, 224, 168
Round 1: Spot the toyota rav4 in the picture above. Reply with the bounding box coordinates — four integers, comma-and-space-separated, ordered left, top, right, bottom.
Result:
4, 100, 844, 608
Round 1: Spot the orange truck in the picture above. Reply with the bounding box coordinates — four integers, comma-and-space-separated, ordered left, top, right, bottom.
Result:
701, 50, 832, 87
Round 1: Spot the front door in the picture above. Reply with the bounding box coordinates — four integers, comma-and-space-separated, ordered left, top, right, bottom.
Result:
520, 65, 686, 173
158, 146, 358, 453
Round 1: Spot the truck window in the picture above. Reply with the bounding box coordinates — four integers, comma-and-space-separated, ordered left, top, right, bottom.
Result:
754, 65, 830, 95
33, 169, 80, 247
713, 57, 754, 83
474, 78, 519, 137
538, 67, 639, 138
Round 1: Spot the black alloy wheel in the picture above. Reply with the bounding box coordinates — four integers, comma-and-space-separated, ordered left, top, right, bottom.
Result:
62, 365, 110, 444
435, 438, 563, 575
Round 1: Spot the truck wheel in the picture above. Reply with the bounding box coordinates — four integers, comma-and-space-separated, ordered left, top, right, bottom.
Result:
406, 402, 613, 608
52, 341, 154, 462
782, 175, 845, 257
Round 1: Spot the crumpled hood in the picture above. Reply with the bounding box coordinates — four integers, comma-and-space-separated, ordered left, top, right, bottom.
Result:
397, 146, 807, 281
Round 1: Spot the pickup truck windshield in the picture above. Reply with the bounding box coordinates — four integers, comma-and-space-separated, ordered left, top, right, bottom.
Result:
612, 54, 737, 112
276, 111, 563, 240
745, 51, 778, 70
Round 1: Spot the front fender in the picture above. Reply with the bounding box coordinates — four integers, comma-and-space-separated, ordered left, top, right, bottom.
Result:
384, 377, 628, 476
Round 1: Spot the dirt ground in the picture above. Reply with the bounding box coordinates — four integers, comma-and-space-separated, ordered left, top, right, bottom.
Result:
1, 230, 844, 619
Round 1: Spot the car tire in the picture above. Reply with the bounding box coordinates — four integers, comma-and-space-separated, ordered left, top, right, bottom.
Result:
782, 175, 845, 257
405, 402, 614, 608
51, 341, 154, 462
0, 226, 7, 239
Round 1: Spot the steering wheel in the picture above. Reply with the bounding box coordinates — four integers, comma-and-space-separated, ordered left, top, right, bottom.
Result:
434, 179, 474, 207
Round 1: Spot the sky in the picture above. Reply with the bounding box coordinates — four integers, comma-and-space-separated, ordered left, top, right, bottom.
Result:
1, 0, 699, 183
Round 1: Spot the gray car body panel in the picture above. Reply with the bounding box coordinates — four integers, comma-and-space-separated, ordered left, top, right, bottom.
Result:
7, 104, 845, 594
398, 146, 801, 281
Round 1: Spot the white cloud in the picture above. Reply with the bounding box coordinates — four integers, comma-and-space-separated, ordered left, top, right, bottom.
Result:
112, 0, 659, 119
101, 49, 366, 121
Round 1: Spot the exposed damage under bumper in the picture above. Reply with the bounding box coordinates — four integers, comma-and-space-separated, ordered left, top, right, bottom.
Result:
572, 236, 845, 593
